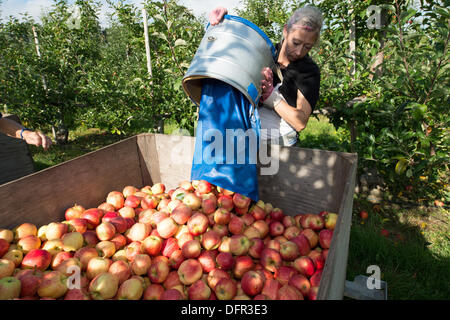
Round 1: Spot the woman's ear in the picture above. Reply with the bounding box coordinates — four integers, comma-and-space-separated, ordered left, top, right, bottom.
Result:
283, 25, 288, 38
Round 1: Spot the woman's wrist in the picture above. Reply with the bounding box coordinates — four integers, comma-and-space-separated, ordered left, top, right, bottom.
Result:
19, 128, 32, 140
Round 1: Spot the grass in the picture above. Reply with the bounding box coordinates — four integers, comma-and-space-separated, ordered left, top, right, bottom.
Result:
27, 118, 449, 300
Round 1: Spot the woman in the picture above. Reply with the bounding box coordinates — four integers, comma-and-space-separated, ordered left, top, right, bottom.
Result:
209, 6, 323, 146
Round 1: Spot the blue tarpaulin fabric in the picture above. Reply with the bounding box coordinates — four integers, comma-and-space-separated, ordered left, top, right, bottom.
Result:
191, 78, 261, 201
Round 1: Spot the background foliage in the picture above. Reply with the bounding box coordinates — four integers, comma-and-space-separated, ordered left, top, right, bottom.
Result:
0, 0, 448, 204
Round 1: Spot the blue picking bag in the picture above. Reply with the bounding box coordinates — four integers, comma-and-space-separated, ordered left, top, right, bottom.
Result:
191, 78, 261, 201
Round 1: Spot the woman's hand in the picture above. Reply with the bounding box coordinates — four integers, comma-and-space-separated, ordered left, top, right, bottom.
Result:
22, 130, 53, 151
209, 6, 228, 26
261, 67, 274, 102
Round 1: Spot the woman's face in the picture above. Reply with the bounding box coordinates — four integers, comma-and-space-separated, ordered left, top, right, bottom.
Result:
282, 26, 318, 61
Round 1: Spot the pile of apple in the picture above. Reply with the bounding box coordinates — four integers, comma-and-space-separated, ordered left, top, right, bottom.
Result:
0, 180, 337, 300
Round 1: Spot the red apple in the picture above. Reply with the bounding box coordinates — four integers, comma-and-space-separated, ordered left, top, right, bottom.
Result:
202, 230, 221, 250
118, 206, 135, 219
143, 283, 164, 300
80, 208, 105, 229
198, 250, 217, 273
284, 226, 301, 240
65, 204, 85, 221
37, 271, 68, 299
45, 222, 68, 240
293, 256, 315, 277
127, 222, 151, 242
141, 235, 163, 256
291, 234, 311, 256
161, 288, 184, 300
178, 259, 203, 285
149, 211, 168, 229
248, 238, 264, 259
151, 183, 166, 195
148, 256, 170, 284
228, 216, 245, 235
280, 241, 300, 261
108, 260, 131, 285
183, 192, 202, 211
124, 241, 143, 262
301, 229, 319, 249
95, 240, 116, 258
260, 248, 282, 273
2, 249, 22, 267
241, 270, 265, 296
169, 204, 192, 225
308, 215, 325, 231
233, 255, 254, 279
86, 257, 112, 280
319, 229, 333, 249
161, 237, 179, 258
17, 235, 41, 253
216, 252, 234, 271
212, 224, 228, 238
14, 223, 37, 239
201, 193, 217, 214
74, 247, 98, 271
249, 204, 266, 221
95, 222, 116, 241
107, 191, 125, 210
213, 208, 231, 225
214, 277, 237, 300
252, 220, 269, 238
67, 218, 88, 234
21, 249, 51, 271
181, 239, 202, 259
217, 195, 234, 211
274, 266, 296, 286
232, 193, 251, 209
14, 269, 42, 298
288, 273, 310, 297
188, 279, 211, 300
168, 249, 185, 269
269, 221, 285, 237
229, 234, 250, 256
308, 286, 319, 300
261, 278, 281, 300
270, 208, 284, 221
310, 270, 322, 287
277, 284, 303, 300
187, 212, 209, 236
51, 251, 73, 269
308, 250, 325, 270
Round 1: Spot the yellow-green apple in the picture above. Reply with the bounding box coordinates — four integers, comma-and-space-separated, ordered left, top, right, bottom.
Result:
95, 222, 116, 241
252, 220, 269, 238
168, 249, 184, 269
201, 193, 217, 215
248, 238, 264, 259
260, 248, 282, 273
17, 235, 41, 254
141, 235, 162, 256
310, 270, 322, 287
270, 208, 284, 221
0, 258, 15, 278
201, 230, 221, 250
74, 247, 98, 271
118, 206, 135, 219
160, 288, 184, 300
183, 192, 202, 211
187, 212, 209, 236
261, 278, 281, 300
171, 204, 192, 225
178, 258, 203, 285
300, 229, 319, 248
82, 230, 99, 248
229, 235, 250, 256
108, 260, 131, 285
86, 257, 112, 280
67, 218, 88, 234
0, 229, 14, 243
51, 251, 73, 269
266, 239, 281, 251
151, 183, 165, 195
112, 249, 128, 262
106, 191, 125, 210
96, 240, 116, 258
65, 204, 85, 221
212, 224, 228, 238
277, 284, 303, 300
293, 256, 315, 277
156, 218, 178, 239
61, 232, 84, 252
241, 270, 265, 296
269, 221, 285, 237
3, 249, 23, 267
213, 208, 231, 225
264, 202, 273, 215
233, 255, 254, 279
124, 241, 143, 262
214, 277, 237, 300
288, 273, 310, 297
117, 277, 144, 300
89, 272, 119, 300
280, 241, 300, 261
148, 256, 170, 284
215, 252, 234, 271
307, 286, 319, 300
21, 249, 51, 271
37, 271, 67, 299
188, 279, 211, 300
274, 266, 296, 286
228, 216, 245, 235
217, 195, 234, 211
15, 269, 43, 298
308, 250, 325, 270
14, 222, 37, 240
143, 283, 164, 300
123, 185, 138, 198
161, 237, 179, 258
80, 208, 105, 229
40, 239, 62, 256
291, 234, 311, 256
207, 268, 230, 289
319, 229, 333, 249
325, 213, 338, 229
44, 222, 68, 241
284, 226, 301, 240
110, 233, 127, 251
181, 239, 201, 259
243, 227, 259, 240
0, 276, 21, 299
218, 236, 231, 253
126, 222, 151, 242
232, 193, 251, 209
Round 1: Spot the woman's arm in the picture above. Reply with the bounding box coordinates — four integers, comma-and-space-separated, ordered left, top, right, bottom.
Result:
273, 89, 312, 132
0, 117, 53, 150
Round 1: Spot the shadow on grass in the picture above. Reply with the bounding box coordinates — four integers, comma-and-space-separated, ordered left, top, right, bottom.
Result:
296, 131, 350, 153
347, 200, 450, 299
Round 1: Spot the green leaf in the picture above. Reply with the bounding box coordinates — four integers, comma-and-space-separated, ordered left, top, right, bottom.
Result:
395, 159, 408, 175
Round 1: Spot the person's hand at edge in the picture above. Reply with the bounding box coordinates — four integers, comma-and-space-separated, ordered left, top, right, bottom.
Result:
209, 6, 228, 26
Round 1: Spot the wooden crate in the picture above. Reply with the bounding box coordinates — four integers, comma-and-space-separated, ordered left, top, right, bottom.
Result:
0, 133, 357, 300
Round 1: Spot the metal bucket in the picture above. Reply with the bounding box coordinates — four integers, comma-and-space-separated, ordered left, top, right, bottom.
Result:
182, 15, 276, 108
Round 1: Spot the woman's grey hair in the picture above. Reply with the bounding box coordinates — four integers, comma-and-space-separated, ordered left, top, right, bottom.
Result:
286, 6, 323, 35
